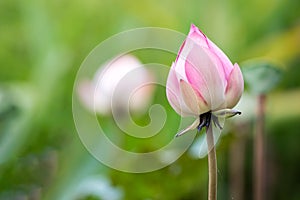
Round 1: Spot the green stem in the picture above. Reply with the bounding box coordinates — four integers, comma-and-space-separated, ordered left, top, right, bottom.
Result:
207, 124, 217, 200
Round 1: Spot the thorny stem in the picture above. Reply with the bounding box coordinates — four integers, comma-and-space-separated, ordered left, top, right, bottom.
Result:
207, 124, 217, 200
254, 94, 266, 200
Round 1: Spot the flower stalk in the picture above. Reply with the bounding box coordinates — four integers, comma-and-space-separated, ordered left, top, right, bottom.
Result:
207, 124, 217, 200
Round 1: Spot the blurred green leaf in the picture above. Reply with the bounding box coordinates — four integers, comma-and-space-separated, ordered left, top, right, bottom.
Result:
242, 60, 283, 94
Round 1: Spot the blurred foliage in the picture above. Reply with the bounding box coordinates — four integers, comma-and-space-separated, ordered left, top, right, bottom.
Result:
242, 60, 282, 95
0, 0, 300, 199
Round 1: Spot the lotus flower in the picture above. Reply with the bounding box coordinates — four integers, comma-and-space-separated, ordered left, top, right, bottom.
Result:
166, 24, 244, 136
78, 54, 154, 115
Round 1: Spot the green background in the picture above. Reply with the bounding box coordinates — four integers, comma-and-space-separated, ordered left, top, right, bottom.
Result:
0, 0, 300, 199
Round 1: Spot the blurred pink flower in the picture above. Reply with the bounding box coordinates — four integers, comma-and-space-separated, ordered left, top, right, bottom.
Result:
166, 24, 243, 136
77, 54, 154, 115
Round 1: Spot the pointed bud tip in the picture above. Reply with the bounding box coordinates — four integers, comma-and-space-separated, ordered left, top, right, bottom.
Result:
190, 23, 199, 30
189, 24, 206, 38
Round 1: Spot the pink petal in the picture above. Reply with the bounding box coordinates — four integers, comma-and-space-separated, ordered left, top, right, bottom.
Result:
207, 38, 234, 79
184, 60, 210, 106
166, 65, 194, 116
188, 24, 233, 79
225, 63, 244, 108
166, 88, 182, 115
179, 79, 209, 115
175, 40, 186, 63
188, 24, 210, 48
165, 64, 180, 114
166, 63, 180, 94
166, 87, 195, 117
184, 43, 226, 110
174, 40, 193, 81
213, 108, 241, 118
175, 117, 200, 137
175, 24, 205, 63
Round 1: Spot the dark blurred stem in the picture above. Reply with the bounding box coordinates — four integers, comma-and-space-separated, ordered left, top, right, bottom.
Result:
229, 124, 247, 200
254, 94, 266, 200
207, 124, 217, 200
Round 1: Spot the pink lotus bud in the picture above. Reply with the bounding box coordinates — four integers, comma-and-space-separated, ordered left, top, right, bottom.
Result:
166, 24, 244, 117
77, 54, 154, 115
